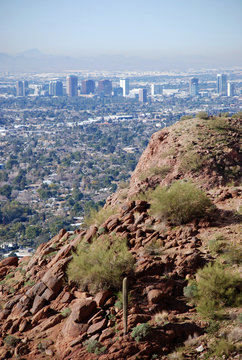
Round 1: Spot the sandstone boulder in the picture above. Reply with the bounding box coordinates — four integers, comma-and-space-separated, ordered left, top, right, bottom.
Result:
0, 257, 18, 268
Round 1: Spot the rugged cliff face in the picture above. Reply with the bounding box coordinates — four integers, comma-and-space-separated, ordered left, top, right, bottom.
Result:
0, 115, 241, 360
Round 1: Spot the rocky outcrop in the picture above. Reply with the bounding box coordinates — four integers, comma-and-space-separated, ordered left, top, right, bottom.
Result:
0, 116, 241, 360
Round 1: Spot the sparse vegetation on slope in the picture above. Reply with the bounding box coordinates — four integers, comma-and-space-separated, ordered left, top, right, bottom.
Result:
67, 234, 134, 292
149, 181, 213, 224
184, 262, 242, 319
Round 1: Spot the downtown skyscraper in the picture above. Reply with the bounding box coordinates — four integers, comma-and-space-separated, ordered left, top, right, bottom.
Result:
120, 78, 129, 96
66, 75, 78, 97
189, 78, 199, 96
217, 74, 227, 96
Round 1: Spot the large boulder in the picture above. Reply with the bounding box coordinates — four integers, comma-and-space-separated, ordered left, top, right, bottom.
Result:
0, 257, 18, 268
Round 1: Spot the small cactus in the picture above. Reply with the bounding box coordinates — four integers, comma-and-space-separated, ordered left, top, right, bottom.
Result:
123, 277, 128, 334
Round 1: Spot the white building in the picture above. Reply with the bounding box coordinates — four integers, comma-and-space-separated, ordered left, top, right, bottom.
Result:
120, 78, 129, 96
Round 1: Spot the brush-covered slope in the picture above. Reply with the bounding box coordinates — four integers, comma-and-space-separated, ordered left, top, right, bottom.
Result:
0, 114, 241, 360
106, 115, 241, 207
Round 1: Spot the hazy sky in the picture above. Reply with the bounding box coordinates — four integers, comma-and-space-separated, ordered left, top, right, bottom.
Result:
0, 0, 241, 59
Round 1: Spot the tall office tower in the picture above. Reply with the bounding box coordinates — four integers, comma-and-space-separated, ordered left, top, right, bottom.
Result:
151, 84, 163, 96
217, 74, 227, 96
82, 80, 95, 94
49, 81, 63, 96
16, 81, 23, 96
23, 81, 28, 96
139, 89, 147, 103
49, 81, 55, 96
66, 75, 78, 97
54, 81, 63, 96
189, 78, 199, 96
97, 80, 112, 95
120, 78, 129, 96
227, 82, 235, 97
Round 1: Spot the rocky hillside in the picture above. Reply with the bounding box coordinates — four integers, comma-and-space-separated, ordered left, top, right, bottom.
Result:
0, 114, 241, 360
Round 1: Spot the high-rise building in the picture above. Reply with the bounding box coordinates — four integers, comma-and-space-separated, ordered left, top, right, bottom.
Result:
97, 80, 112, 95
139, 89, 147, 103
189, 78, 199, 96
16, 81, 23, 96
227, 82, 235, 97
113, 87, 123, 96
81, 80, 95, 94
49, 81, 63, 96
151, 84, 163, 96
16, 80, 28, 96
66, 75, 78, 97
217, 74, 227, 96
120, 78, 129, 96
23, 81, 28, 96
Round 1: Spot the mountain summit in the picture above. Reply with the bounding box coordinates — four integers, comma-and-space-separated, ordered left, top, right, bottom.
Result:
0, 114, 241, 359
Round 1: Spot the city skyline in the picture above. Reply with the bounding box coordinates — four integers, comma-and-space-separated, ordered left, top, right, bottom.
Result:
0, 0, 241, 68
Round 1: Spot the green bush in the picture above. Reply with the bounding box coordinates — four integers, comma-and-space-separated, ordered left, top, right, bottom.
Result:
83, 205, 118, 228
208, 234, 227, 255
210, 339, 235, 357
83, 339, 106, 355
149, 181, 213, 225
195, 262, 242, 318
183, 281, 198, 300
207, 117, 230, 131
180, 152, 204, 173
222, 246, 242, 265
60, 307, 71, 317
131, 323, 150, 343
66, 234, 134, 292
4, 335, 20, 348
196, 111, 209, 120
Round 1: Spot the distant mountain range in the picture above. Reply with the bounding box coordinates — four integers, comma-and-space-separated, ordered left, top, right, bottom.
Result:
0, 49, 241, 73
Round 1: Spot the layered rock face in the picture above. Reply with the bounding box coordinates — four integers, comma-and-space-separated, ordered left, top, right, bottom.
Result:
0, 116, 241, 360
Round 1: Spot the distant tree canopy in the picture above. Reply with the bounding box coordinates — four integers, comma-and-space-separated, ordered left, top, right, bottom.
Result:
26, 225, 41, 240
0, 184, 12, 199
0, 201, 32, 225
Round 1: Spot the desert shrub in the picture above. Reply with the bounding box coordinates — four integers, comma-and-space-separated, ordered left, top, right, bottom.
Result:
154, 311, 169, 326
210, 339, 235, 357
207, 117, 229, 131
180, 115, 193, 121
5, 272, 14, 280
66, 234, 134, 292
149, 181, 213, 225
208, 234, 227, 254
83, 339, 106, 355
61, 307, 71, 317
24, 280, 35, 287
83, 205, 118, 228
232, 111, 242, 119
195, 262, 242, 318
206, 320, 220, 334
4, 335, 20, 347
131, 323, 150, 343
180, 152, 204, 173
222, 246, 242, 265
196, 111, 209, 120
183, 281, 198, 301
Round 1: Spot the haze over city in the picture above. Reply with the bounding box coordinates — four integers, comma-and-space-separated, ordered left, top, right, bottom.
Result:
0, 0, 242, 71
